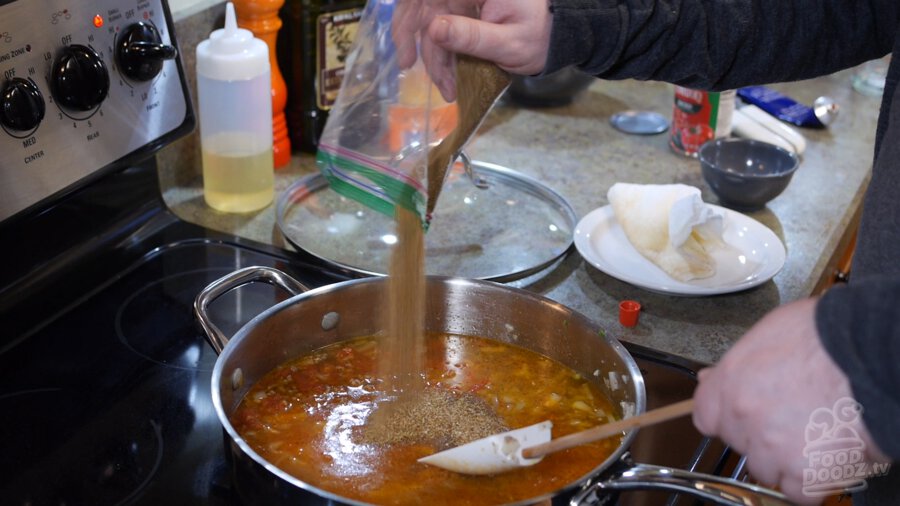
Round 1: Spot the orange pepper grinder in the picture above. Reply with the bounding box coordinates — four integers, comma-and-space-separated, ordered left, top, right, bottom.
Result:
233, 0, 291, 168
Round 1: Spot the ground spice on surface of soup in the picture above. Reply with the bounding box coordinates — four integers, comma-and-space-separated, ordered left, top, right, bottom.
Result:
362, 387, 509, 447
231, 333, 623, 505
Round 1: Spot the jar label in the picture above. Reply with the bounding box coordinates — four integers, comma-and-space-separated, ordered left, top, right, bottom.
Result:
670, 87, 735, 157
316, 7, 363, 110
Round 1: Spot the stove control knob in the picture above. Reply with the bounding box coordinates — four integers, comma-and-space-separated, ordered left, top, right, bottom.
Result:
1, 77, 45, 131
51, 44, 110, 111
116, 22, 177, 82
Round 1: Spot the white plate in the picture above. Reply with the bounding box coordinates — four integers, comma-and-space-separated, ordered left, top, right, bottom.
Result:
574, 205, 786, 296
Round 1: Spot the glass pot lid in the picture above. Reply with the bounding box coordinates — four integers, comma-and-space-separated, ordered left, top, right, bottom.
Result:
276, 158, 576, 281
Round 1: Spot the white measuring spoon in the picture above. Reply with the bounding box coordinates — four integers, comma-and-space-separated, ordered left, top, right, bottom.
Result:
418, 399, 695, 475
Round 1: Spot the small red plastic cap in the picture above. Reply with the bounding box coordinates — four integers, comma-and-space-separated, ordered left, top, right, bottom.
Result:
619, 300, 642, 327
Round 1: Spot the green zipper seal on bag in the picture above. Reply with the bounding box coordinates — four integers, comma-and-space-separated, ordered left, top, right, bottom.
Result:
316, 145, 428, 227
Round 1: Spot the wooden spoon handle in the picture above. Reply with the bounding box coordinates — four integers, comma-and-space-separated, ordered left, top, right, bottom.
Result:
521, 399, 695, 459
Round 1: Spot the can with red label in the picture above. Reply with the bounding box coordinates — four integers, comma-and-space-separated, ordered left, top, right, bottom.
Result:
669, 87, 735, 157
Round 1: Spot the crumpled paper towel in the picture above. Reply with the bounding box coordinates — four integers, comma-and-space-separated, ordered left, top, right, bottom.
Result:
607, 183, 725, 281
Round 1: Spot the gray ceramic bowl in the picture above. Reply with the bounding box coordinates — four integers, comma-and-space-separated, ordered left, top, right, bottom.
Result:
699, 138, 800, 209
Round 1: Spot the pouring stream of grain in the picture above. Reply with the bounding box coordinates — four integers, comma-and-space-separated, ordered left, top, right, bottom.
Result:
370, 57, 510, 444
380, 206, 426, 401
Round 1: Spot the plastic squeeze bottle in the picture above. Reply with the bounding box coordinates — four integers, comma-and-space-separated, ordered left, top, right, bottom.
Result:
196, 2, 274, 213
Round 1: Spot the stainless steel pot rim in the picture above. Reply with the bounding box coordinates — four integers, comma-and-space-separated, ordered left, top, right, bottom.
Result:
207, 273, 645, 506
275, 160, 578, 282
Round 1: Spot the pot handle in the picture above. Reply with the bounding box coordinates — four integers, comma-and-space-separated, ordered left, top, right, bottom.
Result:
194, 266, 310, 354
571, 458, 794, 506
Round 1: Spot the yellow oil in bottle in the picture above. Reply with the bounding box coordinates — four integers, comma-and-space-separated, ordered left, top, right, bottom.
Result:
201, 132, 274, 213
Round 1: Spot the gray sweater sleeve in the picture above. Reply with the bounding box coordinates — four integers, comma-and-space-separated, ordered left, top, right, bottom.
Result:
816, 281, 900, 459
817, 62, 900, 461
545, 0, 897, 89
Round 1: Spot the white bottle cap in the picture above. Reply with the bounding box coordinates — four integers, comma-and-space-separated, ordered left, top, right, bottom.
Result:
196, 2, 269, 81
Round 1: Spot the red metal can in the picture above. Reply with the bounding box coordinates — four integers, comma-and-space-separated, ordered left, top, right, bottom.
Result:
669, 87, 735, 157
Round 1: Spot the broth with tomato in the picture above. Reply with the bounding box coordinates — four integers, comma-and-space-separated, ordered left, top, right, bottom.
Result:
231, 332, 622, 505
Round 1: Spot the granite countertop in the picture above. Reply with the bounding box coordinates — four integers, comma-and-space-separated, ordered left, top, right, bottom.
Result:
157, 71, 878, 365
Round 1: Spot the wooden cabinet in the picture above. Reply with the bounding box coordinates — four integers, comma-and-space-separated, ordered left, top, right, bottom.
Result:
812, 206, 862, 296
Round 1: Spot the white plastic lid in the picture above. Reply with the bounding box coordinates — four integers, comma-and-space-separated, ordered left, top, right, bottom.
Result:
196, 2, 269, 81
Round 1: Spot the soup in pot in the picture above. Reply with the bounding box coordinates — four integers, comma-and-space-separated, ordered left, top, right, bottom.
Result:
231, 332, 623, 505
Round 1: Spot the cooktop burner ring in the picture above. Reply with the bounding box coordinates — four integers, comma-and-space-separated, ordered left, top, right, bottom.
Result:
115, 266, 232, 371
0, 387, 165, 505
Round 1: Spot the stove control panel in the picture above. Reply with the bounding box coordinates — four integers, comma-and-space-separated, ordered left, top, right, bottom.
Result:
0, 0, 190, 222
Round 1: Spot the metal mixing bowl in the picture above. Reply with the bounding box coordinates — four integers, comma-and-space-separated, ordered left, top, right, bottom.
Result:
506, 66, 595, 107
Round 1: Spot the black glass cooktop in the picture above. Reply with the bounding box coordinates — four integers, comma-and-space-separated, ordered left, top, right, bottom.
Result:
0, 233, 343, 505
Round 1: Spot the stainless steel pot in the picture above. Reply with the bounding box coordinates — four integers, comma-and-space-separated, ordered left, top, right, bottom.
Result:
195, 266, 792, 506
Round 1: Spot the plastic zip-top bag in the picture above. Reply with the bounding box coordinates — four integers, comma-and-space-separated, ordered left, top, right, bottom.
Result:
315, 0, 457, 226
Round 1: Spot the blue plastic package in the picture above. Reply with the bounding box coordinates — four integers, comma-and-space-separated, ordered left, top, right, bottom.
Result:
737, 86, 827, 128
